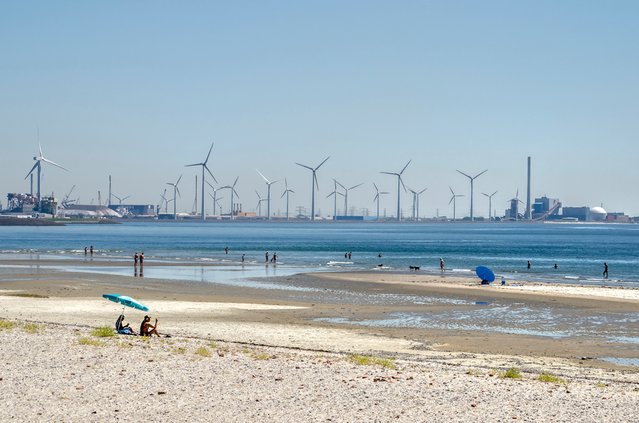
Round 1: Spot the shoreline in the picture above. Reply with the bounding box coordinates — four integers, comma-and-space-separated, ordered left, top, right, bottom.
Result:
2, 259, 639, 420
1, 260, 638, 369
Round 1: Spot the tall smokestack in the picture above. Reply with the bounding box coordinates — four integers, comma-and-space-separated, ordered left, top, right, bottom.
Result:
525, 156, 531, 220
108, 175, 112, 207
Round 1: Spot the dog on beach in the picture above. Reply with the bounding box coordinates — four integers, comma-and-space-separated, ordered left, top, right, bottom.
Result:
409, 265, 420, 271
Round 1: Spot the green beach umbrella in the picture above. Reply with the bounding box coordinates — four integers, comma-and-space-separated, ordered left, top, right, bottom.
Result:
102, 293, 149, 312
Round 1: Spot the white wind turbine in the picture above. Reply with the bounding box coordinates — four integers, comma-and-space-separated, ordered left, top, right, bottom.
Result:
482, 190, 498, 222
220, 176, 240, 220
185, 142, 217, 221
335, 180, 363, 217
448, 186, 464, 221
381, 160, 411, 221
166, 175, 182, 220
280, 178, 295, 220
112, 194, 130, 206
206, 181, 223, 216
255, 191, 268, 217
408, 187, 427, 221
456, 169, 487, 222
327, 179, 344, 219
256, 169, 279, 220
25, 144, 68, 212
373, 183, 390, 221
296, 156, 330, 221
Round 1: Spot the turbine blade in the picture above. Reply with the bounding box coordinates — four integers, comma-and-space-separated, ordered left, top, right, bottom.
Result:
335, 180, 346, 190
474, 169, 488, 179
418, 188, 427, 194
448, 196, 454, 205
25, 162, 39, 179
176, 175, 183, 185
314, 173, 319, 191
373, 193, 379, 201
373, 183, 379, 192
314, 156, 330, 171
204, 142, 214, 164
204, 164, 217, 183
400, 160, 411, 175
349, 183, 363, 190
380, 171, 398, 176
449, 186, 455, 195
41, 158, 68, 171
233, 188, 240, 198
456, 169, 471, 179
296, 162, 313, 171
256, 169, 269, 183
38, 143, 43, 157
232, 176, 239, 187
206, 180, 216, 190
185, 163, 201, 167
399, 176, 407, 192
176, 187, 181, 197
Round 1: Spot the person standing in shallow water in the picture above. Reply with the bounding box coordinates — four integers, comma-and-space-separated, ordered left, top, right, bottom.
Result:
527, 260, 531, 269
603, 262, 609, 279
265, 251, 269, 263
440, 258, 445, 271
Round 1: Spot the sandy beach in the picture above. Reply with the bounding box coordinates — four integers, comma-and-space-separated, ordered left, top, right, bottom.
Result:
1, 259, 638, 421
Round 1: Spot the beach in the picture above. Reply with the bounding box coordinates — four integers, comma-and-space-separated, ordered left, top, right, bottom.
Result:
1, 259, 639, 421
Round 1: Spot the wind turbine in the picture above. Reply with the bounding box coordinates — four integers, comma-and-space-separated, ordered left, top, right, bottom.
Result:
336, 181, 363, 217
296, 156, 330, 221
255, 191, 268, 217
482, 190, 498, 221
280, 178, 295, 220
185, 142, 217, 221
408, 187, 427, 221
381, 160, 411, 221
166, 175, 182, 220
112, 194, 130, 206
206, 181, 223, 217
456, 169, 487, 221
373, 183, 389, 221
256, 169, 279, 220
509, 189, 524, 221
25, 144, 68, 212
327, 180, 344, 219
220, 177, 240, 220
448, 187, 464, 222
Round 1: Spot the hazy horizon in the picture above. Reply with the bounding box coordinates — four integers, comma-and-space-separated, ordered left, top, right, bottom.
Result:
2, 1, 638, 217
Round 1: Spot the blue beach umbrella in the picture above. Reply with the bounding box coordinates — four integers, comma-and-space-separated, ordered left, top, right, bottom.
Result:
475, 266, 495, 284
102, 293, 149, 312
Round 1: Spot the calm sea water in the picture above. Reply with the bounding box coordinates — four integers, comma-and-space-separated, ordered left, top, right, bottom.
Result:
1, 221, 638, 286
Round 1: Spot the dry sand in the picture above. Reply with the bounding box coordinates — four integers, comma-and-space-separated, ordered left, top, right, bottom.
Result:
1, 262, 639, 421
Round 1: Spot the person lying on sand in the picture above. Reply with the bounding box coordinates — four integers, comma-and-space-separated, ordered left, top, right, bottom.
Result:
115, 314, 136, 335
139, 315, 160, 337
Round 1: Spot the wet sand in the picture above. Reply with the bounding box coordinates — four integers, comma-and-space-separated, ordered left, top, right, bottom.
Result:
1, 259, 639, 421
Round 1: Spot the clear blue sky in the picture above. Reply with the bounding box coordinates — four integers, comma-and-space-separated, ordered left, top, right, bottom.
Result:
2, 1, 638, 217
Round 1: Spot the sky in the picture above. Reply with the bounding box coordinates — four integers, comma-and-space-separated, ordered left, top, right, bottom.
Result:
2, 1, 638, 217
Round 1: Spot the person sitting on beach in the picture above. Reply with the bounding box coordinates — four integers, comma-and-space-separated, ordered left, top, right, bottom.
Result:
115, 314, 136, 335
139, 315, 160, 337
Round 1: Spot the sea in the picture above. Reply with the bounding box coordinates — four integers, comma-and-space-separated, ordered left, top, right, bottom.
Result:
2, 221, 638, 366
0, 221, 637, 286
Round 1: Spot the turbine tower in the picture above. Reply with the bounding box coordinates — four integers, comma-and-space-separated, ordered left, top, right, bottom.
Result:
280, 178, 295, 221
166, 175, 182, 220
327, 180, 344, 219
185, 142, 217, 221
256, 169, 279, 220
448, 187, 464, 221
373, 183, 389, 221
381, 160, 411, 221
295, 156, 329, 221
336, 181, 363, 217
220, 177, 240, 220
482, 191, 498, 221
25, 144, 68, 212
456, 169, 487, 222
